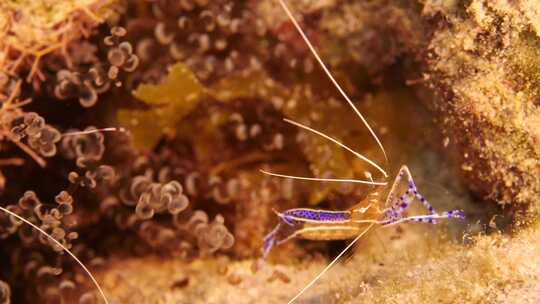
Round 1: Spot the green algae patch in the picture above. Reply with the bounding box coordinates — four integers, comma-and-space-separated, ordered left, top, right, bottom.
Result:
118, 63, 205, 149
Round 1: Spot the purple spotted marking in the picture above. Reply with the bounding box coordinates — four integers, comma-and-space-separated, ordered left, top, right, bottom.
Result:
445, 209, 465, 220
282, 209, 349, 223
416, 193, 435, 214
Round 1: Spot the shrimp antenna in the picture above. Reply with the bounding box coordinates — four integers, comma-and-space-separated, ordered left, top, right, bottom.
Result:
62, 127, 127, 137
0, 206, 109, 304
276, 0, 388, 164
284, 118, 387, 178
287, 223, 375, 304
260, 169, 387, 186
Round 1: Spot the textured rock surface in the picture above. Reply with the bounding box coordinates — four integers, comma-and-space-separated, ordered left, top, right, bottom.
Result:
422, 0, 540, 207
98, 223, 540, 304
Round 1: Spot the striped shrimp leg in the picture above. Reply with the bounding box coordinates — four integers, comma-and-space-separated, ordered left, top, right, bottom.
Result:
382, 165, 438, 222
384, 209, 466, 227
263, 223, 281, 259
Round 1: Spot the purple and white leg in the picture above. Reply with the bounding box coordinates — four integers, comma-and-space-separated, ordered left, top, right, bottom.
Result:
384, 166, 465, 225
262, 223, 281, 259
402, 209, 465, 224
387, 166, 437, 220
402, 167, 437, 214
383, 196, 414, 224
384, 209, 465, 226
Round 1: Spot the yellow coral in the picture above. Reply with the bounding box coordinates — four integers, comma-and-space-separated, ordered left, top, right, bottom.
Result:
118, 63, 205, 149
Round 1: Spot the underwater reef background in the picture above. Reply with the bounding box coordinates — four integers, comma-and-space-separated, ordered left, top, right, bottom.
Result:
0, 0, 539, 303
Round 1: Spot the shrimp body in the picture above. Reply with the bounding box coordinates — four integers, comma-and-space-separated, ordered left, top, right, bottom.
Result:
285, 209, 359, 241
297, 224, 366, 241
294, 217, 376, 241
262, 192, 384, 258
262, 167, 464, 259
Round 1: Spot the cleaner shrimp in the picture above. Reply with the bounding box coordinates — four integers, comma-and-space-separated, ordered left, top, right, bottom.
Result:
261, 1, 465, 302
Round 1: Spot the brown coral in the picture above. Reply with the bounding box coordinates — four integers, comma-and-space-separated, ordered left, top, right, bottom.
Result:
0, 0, 118, 83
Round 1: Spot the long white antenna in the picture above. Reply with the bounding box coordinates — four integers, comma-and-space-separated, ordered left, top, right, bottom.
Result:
0, 206, 109, 304
287, 223, 375, 304
276, 0, 388, 163
62, 127, 127, 137
260, 170, 387, 186
284, 118, 387, 178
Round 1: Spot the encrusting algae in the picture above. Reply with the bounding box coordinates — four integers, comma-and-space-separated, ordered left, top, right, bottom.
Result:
0, 0, 539, 303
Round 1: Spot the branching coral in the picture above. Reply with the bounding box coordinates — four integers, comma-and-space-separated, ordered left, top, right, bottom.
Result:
54, 27, 140, 108
0, 0, 119, 83
0, 80, 61, 168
